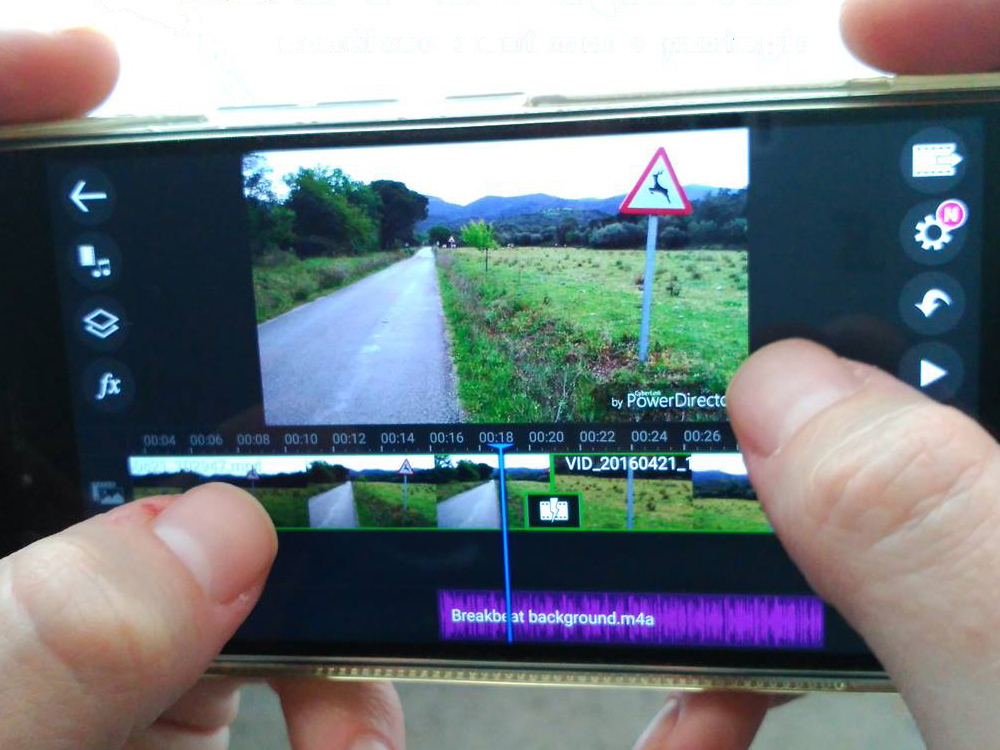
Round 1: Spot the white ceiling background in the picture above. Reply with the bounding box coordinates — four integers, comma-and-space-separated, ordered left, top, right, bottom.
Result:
7, 0, 878, 116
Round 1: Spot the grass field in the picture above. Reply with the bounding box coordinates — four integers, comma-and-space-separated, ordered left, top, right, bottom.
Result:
133, 484, 333, 529
506, 480, 549, 528
353, 481, 436, 528
551, 474, 770, 532
253, 250, 407, 323
436, 246, 747, 422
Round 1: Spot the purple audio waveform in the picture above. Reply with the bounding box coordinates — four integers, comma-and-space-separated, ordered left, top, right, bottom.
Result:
439, 589, 824, 648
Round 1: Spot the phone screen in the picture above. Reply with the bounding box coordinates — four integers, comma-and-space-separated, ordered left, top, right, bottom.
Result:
3, 100, 996, 675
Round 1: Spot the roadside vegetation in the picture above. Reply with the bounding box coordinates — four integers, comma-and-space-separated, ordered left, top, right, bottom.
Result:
353, 480, 436, 528
506, 479, 549, 528
253, 249, 406, 323
437, 245, 747, 422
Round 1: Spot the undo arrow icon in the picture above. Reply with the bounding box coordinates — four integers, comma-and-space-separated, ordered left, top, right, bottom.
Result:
915, 288, 952, 318
69, 180, 108, 213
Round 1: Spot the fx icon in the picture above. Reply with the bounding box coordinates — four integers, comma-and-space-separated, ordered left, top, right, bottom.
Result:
82, 359, 134, 412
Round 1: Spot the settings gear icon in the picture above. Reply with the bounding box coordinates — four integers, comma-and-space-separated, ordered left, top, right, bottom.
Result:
914, 214, 953, 252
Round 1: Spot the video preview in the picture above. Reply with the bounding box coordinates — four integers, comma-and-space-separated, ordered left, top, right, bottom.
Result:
245, 128, 749, 425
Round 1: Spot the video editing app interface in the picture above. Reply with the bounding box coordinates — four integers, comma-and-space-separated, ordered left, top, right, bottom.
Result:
49, 115, 982, 660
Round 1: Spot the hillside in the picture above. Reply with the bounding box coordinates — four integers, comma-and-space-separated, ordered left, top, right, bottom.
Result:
692, 470, 756, 500
419, 184, 718, 231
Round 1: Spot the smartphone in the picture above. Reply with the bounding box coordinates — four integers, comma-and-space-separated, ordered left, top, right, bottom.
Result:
3, 74, 998, 693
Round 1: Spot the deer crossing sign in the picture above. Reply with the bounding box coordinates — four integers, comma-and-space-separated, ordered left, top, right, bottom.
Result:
619, 147, 692, 215
619, 148, 694, 362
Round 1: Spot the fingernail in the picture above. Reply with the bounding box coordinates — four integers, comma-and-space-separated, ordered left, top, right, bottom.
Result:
631, 697, 681, 750
152, 483, 277, 603
728, 340, 865, 458
349, 737, 391, 750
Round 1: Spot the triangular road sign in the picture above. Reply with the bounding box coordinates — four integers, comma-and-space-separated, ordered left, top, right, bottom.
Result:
397, 459, 415, 475
620, 147, 693, 215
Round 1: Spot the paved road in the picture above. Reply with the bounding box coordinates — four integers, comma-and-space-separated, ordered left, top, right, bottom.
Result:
437, 480, 500, 528
308, 482, 358, 528
259, 248, 462, 425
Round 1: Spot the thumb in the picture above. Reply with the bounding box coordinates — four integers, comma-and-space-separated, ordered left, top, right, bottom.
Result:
0, 483, 276, 750
728, 339, 1000, 750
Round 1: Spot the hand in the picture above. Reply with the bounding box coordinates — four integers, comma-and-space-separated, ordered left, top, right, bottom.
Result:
632, 3, 1000, 745
0, 28, 119, 123
0, 28, 413, 750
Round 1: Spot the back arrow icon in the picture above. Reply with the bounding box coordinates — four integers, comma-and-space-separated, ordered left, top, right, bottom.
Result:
69, 180, 108, 213
915, 288, 953, 318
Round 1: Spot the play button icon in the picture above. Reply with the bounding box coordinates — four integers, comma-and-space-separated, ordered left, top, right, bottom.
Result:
899, 342, 963, 400
919, 359, 949, 388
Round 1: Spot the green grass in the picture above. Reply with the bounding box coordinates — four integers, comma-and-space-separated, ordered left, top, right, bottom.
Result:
353, 481, 436, 528
688, 498, 772, 532
437, 246, 747, 422
255, 483, 341, 527
253, 250, 407, 323
506, 480, 549, 528
551, 474, 770, 532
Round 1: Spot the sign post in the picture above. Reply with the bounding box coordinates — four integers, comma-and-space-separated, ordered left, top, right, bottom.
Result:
397, 459, 415, 509
638, 216, 659, 362
619, 147, 694, 363
626, 464, 635, 530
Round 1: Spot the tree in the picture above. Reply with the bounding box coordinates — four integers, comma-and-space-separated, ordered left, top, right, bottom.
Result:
590, 221, 646, 249
460, 219, 499, 271
308, 462, 349, 483
247, 202, 295, 259
370, 180, 429, 249
428, 225, 451, 246
456, 460, 479, 481
284, 167, 379, 255
243, 155, 295, 258
658, 224, 689, 249
243, 154, 277, 203
555, 217, 578, 245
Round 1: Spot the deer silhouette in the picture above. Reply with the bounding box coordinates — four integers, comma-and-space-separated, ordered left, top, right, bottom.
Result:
649, 170, 671, 201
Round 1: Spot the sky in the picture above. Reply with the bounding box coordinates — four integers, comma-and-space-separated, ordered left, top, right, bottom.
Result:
129, 452, 549, 476
253, 128, 748, 205
688, 452, 747, 475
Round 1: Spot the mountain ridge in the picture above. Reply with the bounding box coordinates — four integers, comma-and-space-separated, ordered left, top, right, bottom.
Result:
419, 184, 722, 231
